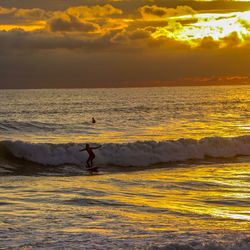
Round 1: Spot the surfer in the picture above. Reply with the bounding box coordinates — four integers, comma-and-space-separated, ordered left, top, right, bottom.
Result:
92, 117, 96, 123
80, 144, 101, 168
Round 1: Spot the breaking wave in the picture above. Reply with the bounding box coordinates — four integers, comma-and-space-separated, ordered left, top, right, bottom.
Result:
1, 135, 250, 168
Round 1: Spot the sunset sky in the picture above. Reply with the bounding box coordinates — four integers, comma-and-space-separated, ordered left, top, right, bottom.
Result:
1, 0, 250, 88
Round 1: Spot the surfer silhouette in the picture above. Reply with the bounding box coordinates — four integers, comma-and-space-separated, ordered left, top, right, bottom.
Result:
80, 144, 101, 168
92, 117, 96, 123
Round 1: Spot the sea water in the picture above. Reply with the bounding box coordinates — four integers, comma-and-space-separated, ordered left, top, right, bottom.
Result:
0, 86, 250, 249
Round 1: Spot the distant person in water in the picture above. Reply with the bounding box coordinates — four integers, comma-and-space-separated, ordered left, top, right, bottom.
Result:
92, 117, 96, 123
80, 144, 101, 168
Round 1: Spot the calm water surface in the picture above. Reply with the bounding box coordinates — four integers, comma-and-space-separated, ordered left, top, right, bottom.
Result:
0, 86, 249, 143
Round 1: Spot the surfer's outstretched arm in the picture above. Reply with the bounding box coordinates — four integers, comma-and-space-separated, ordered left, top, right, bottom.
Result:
79, 148, 86, 151
91, 145, 102, 150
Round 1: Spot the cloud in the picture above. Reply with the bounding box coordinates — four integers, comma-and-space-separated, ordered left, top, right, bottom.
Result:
111, 29, 151, 43
139, 5, 196, 19
49, 16, 100, 33
0, 6, 50, 31
0, 14, 249, 52
0, 29, 118, 51
0, 4, 124, 30
198, 36, 220, 49
2, 45, 250, 88
1, 3, 249, 49
47, 4, 124, 34
178, 75, 250, 86
0, 6, 50, 22
65, 4, 123, 19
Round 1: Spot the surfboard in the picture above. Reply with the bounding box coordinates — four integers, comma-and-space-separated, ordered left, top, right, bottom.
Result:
85, 165, 99, 172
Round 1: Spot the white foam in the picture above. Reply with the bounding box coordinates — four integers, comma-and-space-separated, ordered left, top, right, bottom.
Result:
4, 136, 250, 167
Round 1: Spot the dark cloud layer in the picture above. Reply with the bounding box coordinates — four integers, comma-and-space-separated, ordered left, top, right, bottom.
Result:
1, 46, 250, 88
49, 16, 99, 32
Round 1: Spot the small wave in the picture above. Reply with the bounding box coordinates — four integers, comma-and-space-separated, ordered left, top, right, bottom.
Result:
1, 136, 250, 169
0, 120, 58, 132
0, 120, 91, 133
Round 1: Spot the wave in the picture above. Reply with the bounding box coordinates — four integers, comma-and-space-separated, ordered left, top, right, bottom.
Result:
0, 120, 92, 133
1, 136, 250, 169
0, 120, 61, 132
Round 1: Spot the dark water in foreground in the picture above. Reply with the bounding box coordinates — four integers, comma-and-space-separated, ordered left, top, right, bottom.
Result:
1, 161, 250, 249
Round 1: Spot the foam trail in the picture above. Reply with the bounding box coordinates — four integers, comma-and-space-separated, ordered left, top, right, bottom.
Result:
2, 136, 250, 167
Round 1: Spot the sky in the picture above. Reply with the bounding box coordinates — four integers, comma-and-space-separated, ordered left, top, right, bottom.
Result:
0, 0, 250, 88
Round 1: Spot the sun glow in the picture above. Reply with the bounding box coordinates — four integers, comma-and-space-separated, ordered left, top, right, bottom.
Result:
152, 11, 250, 47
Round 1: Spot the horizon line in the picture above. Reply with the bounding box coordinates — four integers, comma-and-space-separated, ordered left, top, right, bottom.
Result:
0, 82, 250, 91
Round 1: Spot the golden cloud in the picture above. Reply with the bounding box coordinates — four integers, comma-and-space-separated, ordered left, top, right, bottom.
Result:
65, 4, 122, 19
0, 6, 50, 21
0, 6, 49, 31
47, 4, 124, 34
0, 3, 250, 50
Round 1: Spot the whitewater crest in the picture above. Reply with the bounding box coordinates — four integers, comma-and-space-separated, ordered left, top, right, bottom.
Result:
1, 136, 250, 167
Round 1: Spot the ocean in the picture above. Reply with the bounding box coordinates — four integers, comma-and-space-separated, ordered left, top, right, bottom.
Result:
0, 86, 250, 249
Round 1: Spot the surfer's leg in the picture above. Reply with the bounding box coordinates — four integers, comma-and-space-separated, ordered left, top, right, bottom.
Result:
90, 155, 95, 167
86, 157, 91, 168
